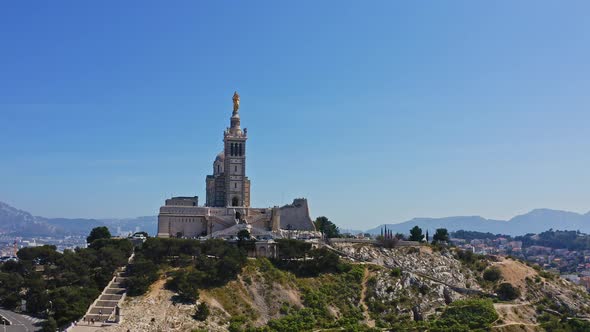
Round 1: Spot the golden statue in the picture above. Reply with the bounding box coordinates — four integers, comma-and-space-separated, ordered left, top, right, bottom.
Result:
232, 91, 240, 112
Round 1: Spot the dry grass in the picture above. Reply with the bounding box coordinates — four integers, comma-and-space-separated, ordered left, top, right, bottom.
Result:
492, 258, 536, 292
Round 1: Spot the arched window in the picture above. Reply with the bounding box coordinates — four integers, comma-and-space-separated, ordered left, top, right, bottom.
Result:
239, 143, 243, 156
232, 196, 239, 206
230, 143, 234, 156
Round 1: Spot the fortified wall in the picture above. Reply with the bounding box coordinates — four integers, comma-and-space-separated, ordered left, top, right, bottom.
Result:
279, 198, 315, 230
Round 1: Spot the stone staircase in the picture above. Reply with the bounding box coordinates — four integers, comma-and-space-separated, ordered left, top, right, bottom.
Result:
83, 269, 127, 323
68, 253, 134, 331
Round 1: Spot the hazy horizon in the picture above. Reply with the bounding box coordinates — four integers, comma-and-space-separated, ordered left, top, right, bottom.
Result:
2, 2, 589, 229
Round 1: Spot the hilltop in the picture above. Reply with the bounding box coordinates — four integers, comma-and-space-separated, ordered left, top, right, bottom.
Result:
96, 240, 590, 331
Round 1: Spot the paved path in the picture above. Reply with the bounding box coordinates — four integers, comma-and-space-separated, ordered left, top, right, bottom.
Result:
0, 309, 42, 332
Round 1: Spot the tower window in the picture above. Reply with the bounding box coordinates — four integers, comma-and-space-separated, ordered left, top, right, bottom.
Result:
239, 143, 243, 156
230, 143, 234, 156
234, 182, 237, 188
234, 165, 237, 172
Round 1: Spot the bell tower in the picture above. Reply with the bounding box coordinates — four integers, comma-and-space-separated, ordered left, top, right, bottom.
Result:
223, 92, 250, 207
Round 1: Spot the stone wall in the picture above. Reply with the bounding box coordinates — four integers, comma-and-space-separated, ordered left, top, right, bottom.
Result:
165, 196, 198, 207
167, 216, 207, 238
279, 198, 316, 231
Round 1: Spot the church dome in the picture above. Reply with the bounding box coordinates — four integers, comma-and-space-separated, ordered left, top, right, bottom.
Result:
215, 151, 225, 162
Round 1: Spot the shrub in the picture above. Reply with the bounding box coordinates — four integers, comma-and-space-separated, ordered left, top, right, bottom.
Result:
378, 237, 399, 248
431, 299, 498, 331
194, 302, 210, 321
496, 282, 520, 301
483, 267, 502, 282
228, 315, 249, 332
390, 267, 402, 278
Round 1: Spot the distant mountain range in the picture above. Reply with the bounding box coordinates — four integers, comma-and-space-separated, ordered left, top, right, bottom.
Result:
2, 200, 590, 238
366, 208, 590, 236
0, 201, 157, 237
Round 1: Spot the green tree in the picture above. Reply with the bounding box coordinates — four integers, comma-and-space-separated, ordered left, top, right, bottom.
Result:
24, 277, 49, 315
276, 239, 311, 259
41, 317, 58, 332
126, 258, 159, 296
432, 228, 449, 244
168, 268, 204, 302
86, 226, 112, 244
17, 245, 60, 265
298, 248, 342, 276
496, 282, 520, 301
409, 226, 424, 242
0, 228, 133, 328
314, 216, 341, 238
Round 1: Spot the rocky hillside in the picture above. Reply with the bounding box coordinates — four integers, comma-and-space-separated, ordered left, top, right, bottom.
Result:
334, 243, 590, 329
97, 242, 590, 331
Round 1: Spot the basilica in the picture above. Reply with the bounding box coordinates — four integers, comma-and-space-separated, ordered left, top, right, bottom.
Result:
156, 92, 317, 240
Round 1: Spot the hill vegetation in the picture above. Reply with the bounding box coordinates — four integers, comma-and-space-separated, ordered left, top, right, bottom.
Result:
0, 229, 132, 330
113, 237, 590, 332
3, 226, 590, 331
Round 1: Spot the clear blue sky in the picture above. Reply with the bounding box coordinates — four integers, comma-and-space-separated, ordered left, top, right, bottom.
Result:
1, 1, 589, 229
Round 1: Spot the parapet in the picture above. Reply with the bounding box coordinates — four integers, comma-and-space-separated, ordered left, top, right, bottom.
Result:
165, 196, 199, 207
